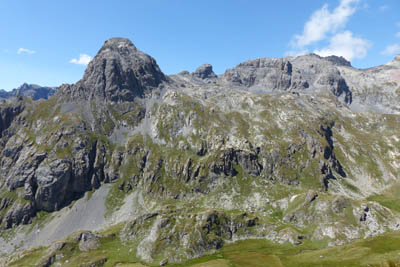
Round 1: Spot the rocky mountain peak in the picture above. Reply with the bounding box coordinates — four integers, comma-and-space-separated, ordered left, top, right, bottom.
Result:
98, 37, 137, 53
192, 64, 217, 79
0, 83, 56, 100
15, 83, 40, 93
324, 55, 352, 67
18, 83, 32, 90
62, 37, 167, 102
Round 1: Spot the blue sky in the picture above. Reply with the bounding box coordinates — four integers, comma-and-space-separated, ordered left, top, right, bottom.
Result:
0, 0, 399, 90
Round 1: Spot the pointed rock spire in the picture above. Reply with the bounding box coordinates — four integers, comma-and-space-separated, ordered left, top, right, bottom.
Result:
61, 38, 167, 102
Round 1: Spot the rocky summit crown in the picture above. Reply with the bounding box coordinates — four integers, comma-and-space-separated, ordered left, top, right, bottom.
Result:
59, 37, 166, 102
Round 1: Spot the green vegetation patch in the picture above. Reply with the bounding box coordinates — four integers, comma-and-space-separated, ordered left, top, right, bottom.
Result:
177, 231, 400, 266
105, 182, 126, 217
8, 246, 46, 267
368, 182, 400, 214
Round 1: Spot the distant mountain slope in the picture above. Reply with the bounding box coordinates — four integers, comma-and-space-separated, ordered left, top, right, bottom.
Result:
0, 83, 57, 100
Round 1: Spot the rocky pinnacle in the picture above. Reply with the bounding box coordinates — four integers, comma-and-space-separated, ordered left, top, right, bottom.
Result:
59, 38, 167, 102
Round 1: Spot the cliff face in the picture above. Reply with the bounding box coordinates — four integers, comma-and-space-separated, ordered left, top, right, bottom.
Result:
1, 38, 400, 265
59, 38, 167, 102
221, 54, 352, 104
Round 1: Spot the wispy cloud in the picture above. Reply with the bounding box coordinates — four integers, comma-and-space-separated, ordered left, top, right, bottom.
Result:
70, 54, 92, 66
291, 0, 360, 48
17, 48, 36, 55
287, 0, 371, 61
379, 5, 389, 12
381, 22, 400, 56
396, 22, 400, 38
314, 31, 371, 60
381, 44, 400, 56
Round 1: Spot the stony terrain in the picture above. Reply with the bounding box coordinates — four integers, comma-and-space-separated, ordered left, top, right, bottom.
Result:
0, 37, 400, 266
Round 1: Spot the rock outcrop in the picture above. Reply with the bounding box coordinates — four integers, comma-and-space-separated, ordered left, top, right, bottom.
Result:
221, 54, 353, 103
223, 58, 294, 89
192, 64, 217, 80
324, 55, 352, 67
59, 38, 167, 102
0, 98, 25, 138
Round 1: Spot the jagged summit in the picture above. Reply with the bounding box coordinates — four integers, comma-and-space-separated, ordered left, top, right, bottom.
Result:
60, 37, 167, 102
97, 37, 137, 53
17, 83, 40, 90
324, 55, 352, 67
0, 83, 56, 100
192, 64, 217, 80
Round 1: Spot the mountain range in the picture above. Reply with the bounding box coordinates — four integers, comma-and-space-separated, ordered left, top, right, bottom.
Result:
1, 37, 400, 266
0, 83, 57, 101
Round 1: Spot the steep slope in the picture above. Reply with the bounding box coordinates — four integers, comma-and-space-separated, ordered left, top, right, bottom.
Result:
59, 38, 167, 102
1, 38, 400, 265
339, 54, 400, 113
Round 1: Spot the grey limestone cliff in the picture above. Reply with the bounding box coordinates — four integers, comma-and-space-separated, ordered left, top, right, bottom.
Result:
59, 38, 167, 102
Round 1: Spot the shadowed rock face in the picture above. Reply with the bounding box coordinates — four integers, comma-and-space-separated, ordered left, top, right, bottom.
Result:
12, 83, 57, 100
60, 38, 167, 102
0, 98, 25, 138
192, 64, 217, 80
324, 55, 352, 67
0, 84, 56, 100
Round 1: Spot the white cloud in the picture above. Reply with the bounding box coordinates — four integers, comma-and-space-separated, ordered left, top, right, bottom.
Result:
381, 44, 400, 56
17, 48, 36, 55
286, 0, 372, 62
70, 54, 92, 66
379, 22, 400, 56
379, 5, 389, 11
292, 0, 360, 48
314, 31, 371, 61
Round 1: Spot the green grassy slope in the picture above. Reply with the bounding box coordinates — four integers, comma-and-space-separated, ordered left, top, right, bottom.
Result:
7, 229, 400, 267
